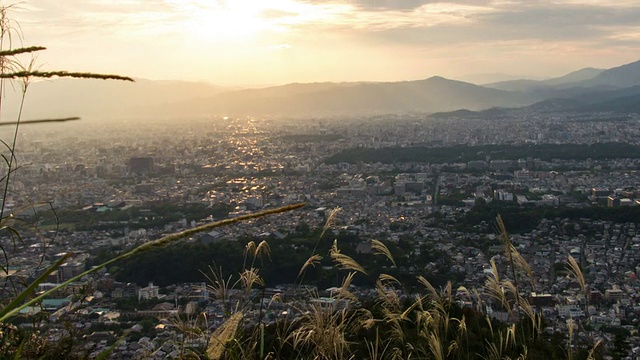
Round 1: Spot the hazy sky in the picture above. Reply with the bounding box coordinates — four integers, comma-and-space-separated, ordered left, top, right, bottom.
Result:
11, 0, 640, 86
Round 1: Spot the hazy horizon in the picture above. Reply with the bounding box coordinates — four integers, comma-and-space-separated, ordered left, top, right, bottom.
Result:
11, 1, 640, 87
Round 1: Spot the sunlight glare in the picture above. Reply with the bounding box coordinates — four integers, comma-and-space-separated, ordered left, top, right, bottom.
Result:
177, 0, 282, 43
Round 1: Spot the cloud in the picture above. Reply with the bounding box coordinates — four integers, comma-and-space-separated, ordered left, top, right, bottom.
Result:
349, 0, 450, 11
304, 1, 640, 48
482, 3, 640, 30
266, 43, 293, 50
14, 0, 179, 39
15, 1, 640, 47
9, 0, 640, 84
303, 0, 492, 12
283, 0, 640, 79
260, 9, 298, 19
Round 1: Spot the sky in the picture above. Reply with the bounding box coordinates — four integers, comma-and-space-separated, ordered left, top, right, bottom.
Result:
9, 0, 640, 86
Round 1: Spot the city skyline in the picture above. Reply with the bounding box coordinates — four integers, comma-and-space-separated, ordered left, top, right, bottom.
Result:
13, 0, 640, 86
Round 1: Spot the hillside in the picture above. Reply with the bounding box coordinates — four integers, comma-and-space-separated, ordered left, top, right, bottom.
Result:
157, 76, 532, 117
4, 58, 640, 120
0, 78, 228, 120
580, 60, 640, 88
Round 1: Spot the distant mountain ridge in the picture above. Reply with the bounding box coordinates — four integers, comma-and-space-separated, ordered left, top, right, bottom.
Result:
162, 76, 531, 117
582, 60, 640, 88
1, 78, 228, 119
543, 67, 604, 86
485, 60, 640, 94
484, 67, 606, 92
429, 84, 640, 119
2, 58, 640, 119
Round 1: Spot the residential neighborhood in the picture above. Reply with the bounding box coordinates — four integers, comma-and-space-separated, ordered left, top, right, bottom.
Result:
3, 110, 640, 358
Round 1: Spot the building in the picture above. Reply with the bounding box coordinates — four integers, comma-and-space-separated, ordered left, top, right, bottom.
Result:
620, 198, 635, 206
138, 282, 160, 301
605, 288, 626, 301
111, 282, 139, 299
59, 262, 84, 282
608, 196, 620, 207
514, 170, 532, 180
181, 283, 210, 302
494, 190, 513, 202
557, 303, 584, 318
537, 194, 559, 207
530, 292, 554, 307
592, 187, 611, 199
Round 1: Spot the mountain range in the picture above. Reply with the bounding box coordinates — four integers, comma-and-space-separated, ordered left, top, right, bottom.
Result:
3, 59, 640, 120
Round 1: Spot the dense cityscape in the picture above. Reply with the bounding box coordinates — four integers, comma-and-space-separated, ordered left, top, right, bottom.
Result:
2, 107, 640, 358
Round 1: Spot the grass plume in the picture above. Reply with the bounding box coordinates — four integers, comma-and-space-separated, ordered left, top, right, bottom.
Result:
371, 239, 396, 267
330, 240, 367, 275
567, 255, 589, 316
207, 311, 243, 360
298, 254, 322, 279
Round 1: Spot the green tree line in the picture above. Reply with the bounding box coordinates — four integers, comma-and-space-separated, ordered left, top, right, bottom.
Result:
326, 142, 640, 164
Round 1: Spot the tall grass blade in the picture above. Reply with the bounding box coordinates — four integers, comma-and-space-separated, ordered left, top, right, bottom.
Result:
417, 275, 440, 301
0, 71, 134, 81
0, 117, 80, 127
587, 339, 602, 360
0, 46, 45, 57
0, 252, 71, 319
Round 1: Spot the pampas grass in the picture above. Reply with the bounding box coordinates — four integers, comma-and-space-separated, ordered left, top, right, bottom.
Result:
196, 212, 600, 360
298, 254, 323, 279
207, 311, 243, 360
371, 239, 396, 267
331, 240, 367, 275
567, 255, 589, 316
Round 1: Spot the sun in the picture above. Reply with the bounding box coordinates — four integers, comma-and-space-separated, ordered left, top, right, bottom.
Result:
179, 0, 280, 44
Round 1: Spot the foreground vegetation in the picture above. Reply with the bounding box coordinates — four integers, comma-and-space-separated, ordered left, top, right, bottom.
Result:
190, 216, 603, 359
